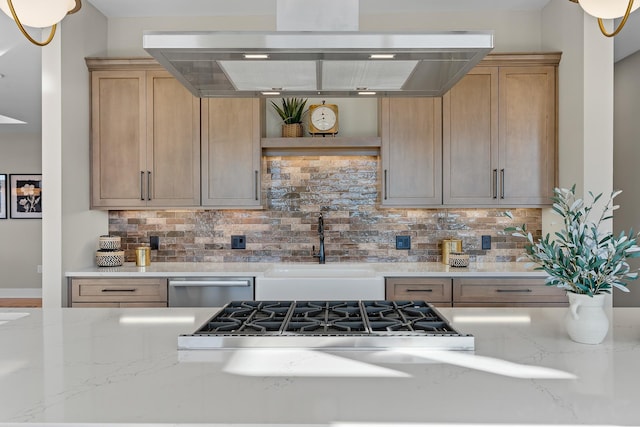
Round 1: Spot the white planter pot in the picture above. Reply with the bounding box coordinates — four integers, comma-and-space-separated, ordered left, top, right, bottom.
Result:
565, 292, 609, 344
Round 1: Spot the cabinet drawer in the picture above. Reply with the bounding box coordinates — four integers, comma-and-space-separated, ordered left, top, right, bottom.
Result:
70, 278, 168, 303
386, 277, 452, 303
71, 302, 168, 308
453, 278, 567, 304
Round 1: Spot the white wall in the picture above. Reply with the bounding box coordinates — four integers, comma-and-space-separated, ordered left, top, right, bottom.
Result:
613, 50, 640, 306
541, 0, 616, 305
40, 2, 108, 306
361, 10, 543, 52
105, 10, 544, 56
0, 132, 42, 292
59, 2, 109, 306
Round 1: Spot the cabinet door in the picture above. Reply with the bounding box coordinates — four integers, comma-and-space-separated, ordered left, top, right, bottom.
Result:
146, 71, 201, 207
91, 71, 147, 208
499, 66, 556, 205
380, 97, 442, 206
201, 98, 261, 207
443, 67, 499, 205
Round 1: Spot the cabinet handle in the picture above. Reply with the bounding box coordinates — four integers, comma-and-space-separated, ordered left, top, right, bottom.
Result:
102, 288, 137, 292
254, 170, 259, 201
384, 169, 388, 200
147, 171, 152, 201
492, 169, 498, 199
500, 169, 505, 199
496, 289, 532, 293
407, 288, 433, 292
140, 171, 145, 200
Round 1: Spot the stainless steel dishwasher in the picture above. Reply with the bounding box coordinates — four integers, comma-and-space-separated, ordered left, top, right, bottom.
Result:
168, 277, 254, 307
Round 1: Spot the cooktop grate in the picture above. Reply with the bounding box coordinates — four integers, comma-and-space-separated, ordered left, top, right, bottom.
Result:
179, 300, 474, 350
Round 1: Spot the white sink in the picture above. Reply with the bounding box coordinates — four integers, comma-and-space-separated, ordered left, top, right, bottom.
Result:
265, 264, 378, 278
257, 264, 384, 300
0, 312, 29, 326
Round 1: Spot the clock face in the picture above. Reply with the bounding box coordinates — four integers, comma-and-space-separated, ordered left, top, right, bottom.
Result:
310, 106, 337, 131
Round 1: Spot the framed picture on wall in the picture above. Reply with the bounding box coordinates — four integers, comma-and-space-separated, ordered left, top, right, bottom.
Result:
10, 174, 42, 219
0, 174, 6, 219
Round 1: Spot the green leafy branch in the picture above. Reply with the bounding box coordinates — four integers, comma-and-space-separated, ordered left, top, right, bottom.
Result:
505, 185, 640, 296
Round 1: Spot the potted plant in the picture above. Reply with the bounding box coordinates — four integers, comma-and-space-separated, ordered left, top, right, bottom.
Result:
271, 97, 308, 137
505, 185, 640, 344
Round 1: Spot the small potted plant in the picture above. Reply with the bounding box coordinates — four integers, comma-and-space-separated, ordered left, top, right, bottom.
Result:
271, 97, 308, 137
505, 185, 640, 344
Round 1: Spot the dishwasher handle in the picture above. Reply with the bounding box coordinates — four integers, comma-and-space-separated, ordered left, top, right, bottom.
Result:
168, 280, 252, 287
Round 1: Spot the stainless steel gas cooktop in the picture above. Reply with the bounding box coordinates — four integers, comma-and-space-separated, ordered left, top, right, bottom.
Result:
179, 300, 474, 350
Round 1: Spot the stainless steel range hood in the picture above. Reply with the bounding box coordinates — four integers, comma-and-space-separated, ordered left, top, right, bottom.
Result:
143, 30, 494, 98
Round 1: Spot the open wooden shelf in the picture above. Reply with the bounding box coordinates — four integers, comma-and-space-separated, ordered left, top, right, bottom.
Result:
261, 136, 381, 156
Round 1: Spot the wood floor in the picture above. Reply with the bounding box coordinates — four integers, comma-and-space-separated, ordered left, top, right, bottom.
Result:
0, 298, 42, 307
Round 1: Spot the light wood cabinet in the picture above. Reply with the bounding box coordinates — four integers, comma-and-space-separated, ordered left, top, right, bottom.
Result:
443, 67, 499, 204
385, 277, 452, 307
386, 276, 566, 307
380, 97, 442, 207
88, 59, 200, 209
69, 278, 168, 307
443, 54, 559, 206
453, 277, 567, 307
498, 66, 556, 205
201, 98, 262, 207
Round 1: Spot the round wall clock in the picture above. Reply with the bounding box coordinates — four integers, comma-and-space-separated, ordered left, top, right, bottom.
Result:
308, 101, 339, 136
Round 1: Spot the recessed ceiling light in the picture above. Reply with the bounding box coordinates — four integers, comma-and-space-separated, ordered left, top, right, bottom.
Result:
244, 54, 269, 59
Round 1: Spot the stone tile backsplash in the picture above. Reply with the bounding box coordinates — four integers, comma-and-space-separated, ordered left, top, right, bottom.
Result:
109, 156, 541, 263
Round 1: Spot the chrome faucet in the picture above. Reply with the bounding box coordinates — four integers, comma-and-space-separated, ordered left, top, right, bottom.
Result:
312, 213, 325, 264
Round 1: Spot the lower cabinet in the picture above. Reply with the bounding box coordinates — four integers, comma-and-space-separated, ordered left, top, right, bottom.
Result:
385, 277, 453, 307
453, 277, 567, 307
386, 276, 568, 307
69, 278, 168, 307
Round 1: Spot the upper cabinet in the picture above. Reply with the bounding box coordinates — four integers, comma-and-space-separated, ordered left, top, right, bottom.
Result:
442, 67, 499, 205
87, 53, 559, 211
380, 97, 442, 207
201, 98, 262, 208
443, 53, 559, 206
88, 60, 200, 209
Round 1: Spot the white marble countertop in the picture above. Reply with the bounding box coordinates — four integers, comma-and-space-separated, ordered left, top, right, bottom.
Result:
1, 306, 639, 425
66, 261, 546, 278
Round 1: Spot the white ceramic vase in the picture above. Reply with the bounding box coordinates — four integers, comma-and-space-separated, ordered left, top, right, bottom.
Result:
565, 292, 609, 344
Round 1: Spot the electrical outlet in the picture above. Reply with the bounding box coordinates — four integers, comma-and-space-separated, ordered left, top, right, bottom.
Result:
231, 235, 246, 249
481, 235, 491, 250
150, 236, 159, 250
396, 235, 411, 250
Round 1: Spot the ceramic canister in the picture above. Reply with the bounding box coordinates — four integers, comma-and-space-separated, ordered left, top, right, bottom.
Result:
441, 239, 462, 265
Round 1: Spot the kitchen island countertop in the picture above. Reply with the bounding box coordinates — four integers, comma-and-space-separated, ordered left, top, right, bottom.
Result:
66, 261, 547, 278
1, 305, 639, 426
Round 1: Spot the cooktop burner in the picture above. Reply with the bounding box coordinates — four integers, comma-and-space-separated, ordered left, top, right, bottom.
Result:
179, 300, 474, 350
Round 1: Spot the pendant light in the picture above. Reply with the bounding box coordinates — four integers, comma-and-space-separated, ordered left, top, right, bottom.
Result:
0, 0, 82, 46
570, 0, 639, 37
